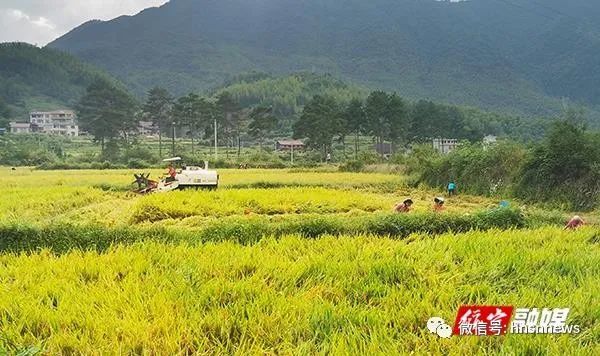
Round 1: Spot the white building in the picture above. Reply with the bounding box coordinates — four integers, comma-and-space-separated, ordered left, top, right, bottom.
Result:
483, 135, 497, 145
9, 122, 32, 134
138, 121, 159, 136
432, 138, 458, 154
29, 110, 79, 136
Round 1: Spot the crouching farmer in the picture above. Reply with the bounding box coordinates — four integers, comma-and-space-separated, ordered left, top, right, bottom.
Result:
394, 199, 413, 213
565, 215, 584, 230
433, 197, 445, 212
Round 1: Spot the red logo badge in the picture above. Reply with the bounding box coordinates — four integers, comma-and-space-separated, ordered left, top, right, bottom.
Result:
453, 305, 514, 336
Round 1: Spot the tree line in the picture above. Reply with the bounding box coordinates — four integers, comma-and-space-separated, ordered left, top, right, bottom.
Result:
292, 91, 523, 159
76, 80, 278, 158
75, 78, 561, 160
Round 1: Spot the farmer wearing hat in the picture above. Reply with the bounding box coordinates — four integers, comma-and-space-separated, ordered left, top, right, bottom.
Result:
433, 197, 445, 212
394, 199, 413, 213
565, 215, 584, 230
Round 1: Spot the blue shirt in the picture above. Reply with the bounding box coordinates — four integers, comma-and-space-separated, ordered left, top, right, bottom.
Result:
448, 183, 456, 190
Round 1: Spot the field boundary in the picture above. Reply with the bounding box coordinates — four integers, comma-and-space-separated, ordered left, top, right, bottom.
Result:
0, 209, 563, 253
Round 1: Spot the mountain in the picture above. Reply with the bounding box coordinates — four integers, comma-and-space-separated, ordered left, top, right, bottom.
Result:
48, 0, 600, 118
0, 42, 118, 118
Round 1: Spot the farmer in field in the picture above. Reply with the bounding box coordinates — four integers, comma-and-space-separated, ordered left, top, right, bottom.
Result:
394, 199, 413, 213
565, 215, 584, 230
433, 197, 445, 212
447, 181, 457, 196
165, 163, 177, 182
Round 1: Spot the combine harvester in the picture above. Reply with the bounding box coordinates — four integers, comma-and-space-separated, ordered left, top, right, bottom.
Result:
133, 157, 219, 194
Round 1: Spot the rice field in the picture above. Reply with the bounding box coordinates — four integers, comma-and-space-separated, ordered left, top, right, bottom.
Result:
1, 229, 598, 354
0, 167, 597, 354
0, 167, 496, 227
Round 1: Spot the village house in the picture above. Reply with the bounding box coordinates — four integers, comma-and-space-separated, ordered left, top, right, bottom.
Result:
29, 110, 79, 136
483, 135, 497, 145
374, 142, 393, 157
138, 121, 159, 136
432, 138, 458, 154
275, 139, 305, 151
9, 122, 32, 134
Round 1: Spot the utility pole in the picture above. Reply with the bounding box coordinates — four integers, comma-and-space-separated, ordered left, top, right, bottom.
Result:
158, 124, 162, 158
171, 121, 176, 157
214, 118, 218, 161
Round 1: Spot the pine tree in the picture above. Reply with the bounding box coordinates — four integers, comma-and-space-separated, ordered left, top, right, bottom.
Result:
293, 95, 342, 159
343, 99, 366, 159
248, 106, 277, 149
142, 87, 173, 157
77, 79, 138, 154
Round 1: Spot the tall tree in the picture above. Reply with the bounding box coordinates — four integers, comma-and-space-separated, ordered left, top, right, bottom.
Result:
142, 87, 173, 157
174, 93, 212, 155
563, 106, 587, 129
248, 106, 277, 149
365, 91, 391, 157
410, 100, 439, 142
293, 95, 342, 158
216, 92, 242, 157
77, 79, 137, 153
343, 99, 366, 159
0, 97, 12, 129
386, 93, 410, 152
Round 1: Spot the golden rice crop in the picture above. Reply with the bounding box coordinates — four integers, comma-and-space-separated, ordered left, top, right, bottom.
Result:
0, 168, 595, 354
0, 168, 500, 227
0, 228, 597, 354
0, 168, 404, 189
129, 187, 391, 222
0, 187, 107, 223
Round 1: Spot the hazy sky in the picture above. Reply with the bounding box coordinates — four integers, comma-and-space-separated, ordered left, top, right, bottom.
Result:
0, 0, 168, 46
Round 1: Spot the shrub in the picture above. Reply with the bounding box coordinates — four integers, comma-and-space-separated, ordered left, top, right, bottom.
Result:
123, 144, 156, 163
127, 158, 151, 169
358, 151, 381, 165
339, 160, 365, 172
515, 122, 600, 210
407, 141, 527, 196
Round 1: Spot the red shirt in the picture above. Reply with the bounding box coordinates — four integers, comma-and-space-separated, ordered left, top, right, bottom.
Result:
433, 204, 444, 212
565, 217, 584, 229
394, 203, 411, 213
168, 167, 177, 178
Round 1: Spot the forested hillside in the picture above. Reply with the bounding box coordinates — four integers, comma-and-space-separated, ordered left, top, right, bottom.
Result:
215, 72, 366, 116
0, 43, 118, 118
48, 0, 600, 118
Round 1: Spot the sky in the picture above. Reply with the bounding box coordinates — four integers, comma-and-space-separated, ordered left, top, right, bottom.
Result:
0, 0, 168, 46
